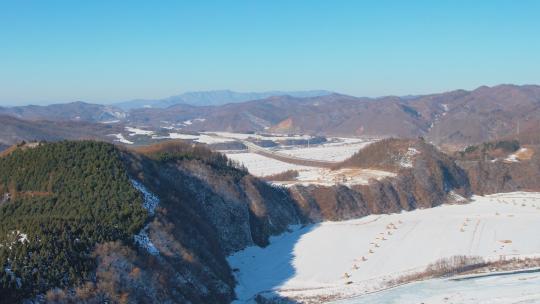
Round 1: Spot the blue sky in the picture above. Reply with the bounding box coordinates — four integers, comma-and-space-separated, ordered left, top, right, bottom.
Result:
1, 0, 539, 105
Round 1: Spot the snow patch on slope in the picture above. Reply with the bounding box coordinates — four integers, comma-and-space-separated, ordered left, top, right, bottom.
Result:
448, 190, 467, 204
125, 126, 155, 136
103, 106, 127, 120
0, 230, 29, 250
167, 133, 199, 140
99, 120, 120, 124
182, 118, 206, 126
108, 133, 134, 144
505, 148, 528, 163
134, 225, 159, 256
130, 179, 161, 255
130, 179, 159, 216
398, 147, 419, 168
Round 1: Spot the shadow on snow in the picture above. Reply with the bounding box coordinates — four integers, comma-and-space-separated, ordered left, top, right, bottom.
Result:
230, 224, 320, 303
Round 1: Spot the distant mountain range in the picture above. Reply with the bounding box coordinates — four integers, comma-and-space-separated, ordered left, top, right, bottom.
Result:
0, 115, 122, 148
113, 89, 334, 110
125, 84, 540, 146
1, 85, 539, 147
0, 101, 125, 123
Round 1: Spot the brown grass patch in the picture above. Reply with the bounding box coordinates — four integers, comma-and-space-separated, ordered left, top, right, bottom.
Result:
262, 170, 299, 181
515, 147, 534, 160
0, 145, 18, 158
131, 140, 200, 155
0, 142, 43, 158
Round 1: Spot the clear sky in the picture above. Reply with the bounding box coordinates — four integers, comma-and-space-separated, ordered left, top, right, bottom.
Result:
1, 0, 540, 105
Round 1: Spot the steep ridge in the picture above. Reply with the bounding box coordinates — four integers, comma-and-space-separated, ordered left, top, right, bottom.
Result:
125, 141, 307, 254
0, 141, 306, 303
125, 84, 540, 145
115, 89, 333, 109
2, 85, 539, 148
454, 140, 540, 194
416, 84, 540, 146
289, 139, 471, 221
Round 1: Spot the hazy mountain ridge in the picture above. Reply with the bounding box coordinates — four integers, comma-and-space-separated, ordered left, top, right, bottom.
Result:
411, 84, 540, 146
124, 84, 540, 146
1, 85, 540, 147
114, 89, 334, 110
0, 115, 122, 148
0, 101, 126, 123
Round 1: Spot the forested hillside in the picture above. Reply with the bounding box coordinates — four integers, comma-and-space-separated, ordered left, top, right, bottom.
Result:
0, 140, 306, 303
0, 141, 147, 302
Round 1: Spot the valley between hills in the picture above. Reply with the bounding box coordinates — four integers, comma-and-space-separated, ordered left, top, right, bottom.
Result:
1, 86, 540, 303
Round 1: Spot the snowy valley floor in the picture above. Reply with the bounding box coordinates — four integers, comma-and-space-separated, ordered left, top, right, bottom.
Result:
333, 268, 540, 304
227, 192, 540, 303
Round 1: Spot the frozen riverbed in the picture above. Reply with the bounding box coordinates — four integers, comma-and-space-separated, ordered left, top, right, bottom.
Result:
333, 269, 540, 304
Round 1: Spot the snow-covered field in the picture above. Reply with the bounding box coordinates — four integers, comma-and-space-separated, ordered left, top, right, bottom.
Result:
108, 133, 134, 144
208, 131, 313, 141
225, 136, 390, 186
226, 152, 311, 176
118, 129, 321, 145
290, 168, 395, 187
126, 126, 155, 136
165, 131, 316, 145
225, 152, 394, 186
228, 192, 540, 303
112, 128, 378, 168
115, 127, 242, 144
275, 140, 374, 162
162, 132, 236, 144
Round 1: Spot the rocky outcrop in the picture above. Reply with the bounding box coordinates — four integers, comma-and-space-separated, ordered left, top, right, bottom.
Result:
54, 148, 308, 304
26, 141, 307, 304
114, 139, 472, 303
291, 139, 471, 221
78, 139, 470, 303
458, 146, 540, 195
